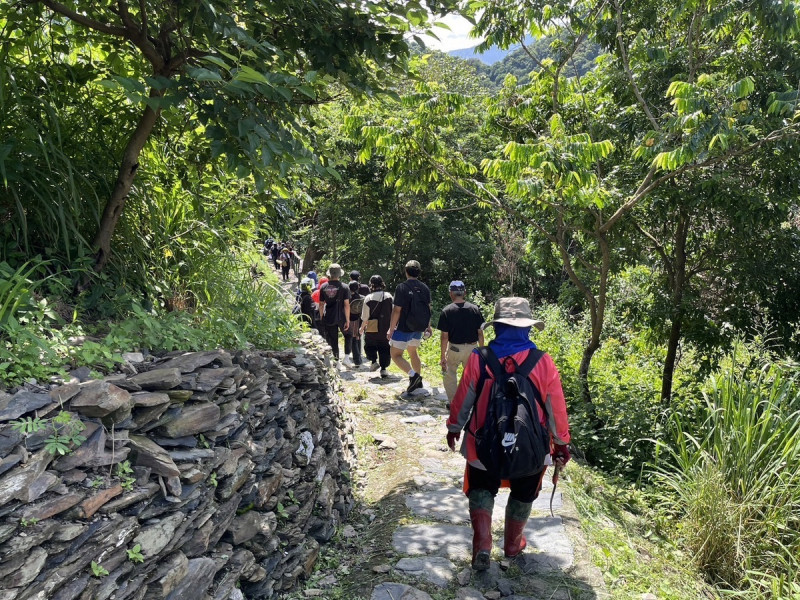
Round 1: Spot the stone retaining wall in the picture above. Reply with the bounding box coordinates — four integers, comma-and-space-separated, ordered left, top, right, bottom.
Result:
0, 335, 354, 599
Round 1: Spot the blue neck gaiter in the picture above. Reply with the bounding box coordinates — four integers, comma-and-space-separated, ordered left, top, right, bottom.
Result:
488, 323, 537, 358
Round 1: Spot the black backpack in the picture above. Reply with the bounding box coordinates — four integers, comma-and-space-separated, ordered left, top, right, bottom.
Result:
403, 281, 431, 332
469, 347, 551, 479
349, 295, 364, 317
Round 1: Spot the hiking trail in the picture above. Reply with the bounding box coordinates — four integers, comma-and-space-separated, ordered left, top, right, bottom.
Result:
277, 271, 606, 599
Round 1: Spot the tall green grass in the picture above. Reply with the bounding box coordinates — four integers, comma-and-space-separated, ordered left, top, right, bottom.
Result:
649, 364, 800, 598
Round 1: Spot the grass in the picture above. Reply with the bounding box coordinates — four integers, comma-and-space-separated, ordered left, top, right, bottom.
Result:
567, 463, 720, 600
648, 363, 800, 598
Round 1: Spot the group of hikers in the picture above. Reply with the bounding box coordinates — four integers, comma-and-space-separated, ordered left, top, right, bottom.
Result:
263, 238, 301, 282
292, 256, 571, 573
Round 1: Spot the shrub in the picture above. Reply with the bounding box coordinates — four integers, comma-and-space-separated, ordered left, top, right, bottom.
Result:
649, 362, 800, 596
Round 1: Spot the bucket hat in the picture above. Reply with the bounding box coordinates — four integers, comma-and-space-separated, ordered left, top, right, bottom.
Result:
483, 297, 544, 331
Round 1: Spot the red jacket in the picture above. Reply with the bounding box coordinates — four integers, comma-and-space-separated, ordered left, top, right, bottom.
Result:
446, 348, 570, 468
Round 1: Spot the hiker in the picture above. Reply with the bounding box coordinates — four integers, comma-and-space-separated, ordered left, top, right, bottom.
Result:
350, 269, 370, 296
279, 247, 292, 281
318, 264, 350, 362
270, 243, 280, 270
298, 277, 316, 326
342, 281, 364, 368
388, 260, 433, 394
311, 276, 328, 335
360, 274, 393, 378
438, 280, 485, 403
307, 270, 318, 288
445, 297, 571, 571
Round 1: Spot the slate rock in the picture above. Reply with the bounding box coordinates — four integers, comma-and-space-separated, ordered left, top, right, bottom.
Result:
394, 556, 455, 587
144, 550, 189, 598
371, 583, 434, 600
157, 403, 220, 438
165, 557, 218, 599
455, 589, 485, 600
20, 491, 84, 521
159, 351, 232, 373
226, 510, 277, 545
0, 390, 52, 421
134, 512, 185, 558
128, 435, 180, 477
0, 545, 48, 587
132, 392, 171, 407
128, 368, 183, 391
0, 448, 54, 504
70, 381, 131, 418
392, 524, 472, 560
49, 383, 81, 404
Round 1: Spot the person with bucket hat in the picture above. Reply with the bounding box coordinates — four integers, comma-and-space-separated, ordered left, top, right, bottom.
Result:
437, 280, 485, 403
445, 297, 571, 571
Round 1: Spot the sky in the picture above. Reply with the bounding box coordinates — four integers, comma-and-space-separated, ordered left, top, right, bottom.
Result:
418, 14, 483, 52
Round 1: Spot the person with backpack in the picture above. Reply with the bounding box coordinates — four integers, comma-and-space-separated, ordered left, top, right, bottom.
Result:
445, 297, 571, 571
342, 281, 364, 367
388, 260, 433, 394
438, 280, 485, 403
279, 247, 292, 281
270, 243, 281, 270
318, 264, 350, 363
360, 275, 394, 378
297, 277, 316, 327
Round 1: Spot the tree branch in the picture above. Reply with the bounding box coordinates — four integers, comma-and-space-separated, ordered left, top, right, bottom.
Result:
600, 124, 800, 233
613, 0, 659, 130
36, 0, 127, 36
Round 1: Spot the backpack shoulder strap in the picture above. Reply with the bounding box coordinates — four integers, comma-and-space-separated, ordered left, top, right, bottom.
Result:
516, 348, 544, 378
477, 346, 504, 382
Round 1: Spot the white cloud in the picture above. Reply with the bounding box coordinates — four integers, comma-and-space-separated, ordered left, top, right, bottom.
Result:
418, 14, 483, 52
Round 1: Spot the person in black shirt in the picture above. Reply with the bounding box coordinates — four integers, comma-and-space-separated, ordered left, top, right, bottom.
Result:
438, 280, 485, 402
318, 263, 351, 362
298, 278, 316, 327
389, 260, 432, 393
360, 275, 394, 377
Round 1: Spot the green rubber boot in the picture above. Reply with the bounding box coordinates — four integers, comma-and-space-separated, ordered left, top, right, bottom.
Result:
504, 497, 533, 557
468, 489, 494, 570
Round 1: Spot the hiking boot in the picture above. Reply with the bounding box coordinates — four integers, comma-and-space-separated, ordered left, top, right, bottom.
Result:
469, 489, 494, 570
504, 498, 533, 557
380, 369, 389, 378
369, 361, 381, 372
343, 355, 354, 367
406, 373, 423, 393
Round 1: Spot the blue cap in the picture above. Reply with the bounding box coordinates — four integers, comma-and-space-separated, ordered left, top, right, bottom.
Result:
449, 280, 466, 292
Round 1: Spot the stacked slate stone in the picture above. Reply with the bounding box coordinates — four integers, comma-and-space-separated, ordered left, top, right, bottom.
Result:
0, 335, 355, 600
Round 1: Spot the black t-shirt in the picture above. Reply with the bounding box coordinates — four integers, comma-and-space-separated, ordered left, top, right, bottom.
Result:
438, 301, 484, 344
393, 279, 431, 333
299, 292, 315, 324
320, 280, 351, 326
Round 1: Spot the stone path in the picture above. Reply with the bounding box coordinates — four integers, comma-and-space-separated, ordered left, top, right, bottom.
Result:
328, 363, 605, 600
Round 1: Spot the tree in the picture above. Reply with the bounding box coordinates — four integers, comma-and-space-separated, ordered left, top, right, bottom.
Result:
11, 0, 458, 272
348, 0, 800, 436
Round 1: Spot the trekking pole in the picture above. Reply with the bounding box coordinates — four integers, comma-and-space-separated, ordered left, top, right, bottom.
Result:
550, 462, 562, 518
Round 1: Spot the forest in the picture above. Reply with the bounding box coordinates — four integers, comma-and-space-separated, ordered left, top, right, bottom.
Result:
2, 0, 800, 598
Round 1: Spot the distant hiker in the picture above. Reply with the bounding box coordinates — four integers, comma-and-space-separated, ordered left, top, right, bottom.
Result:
280, 247, 292, 281
360, 274, 393, 378
350, 269, 370, 297
388, 260, 432, 394
270, 243, 280, 270
298, 278, 315, 326
318, 264, 350, 362
343, 281, 364, 368
307, 270, 318, 288
445, 297, 570, 571
311, 276, 328, 335
438, 280, 485, 403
